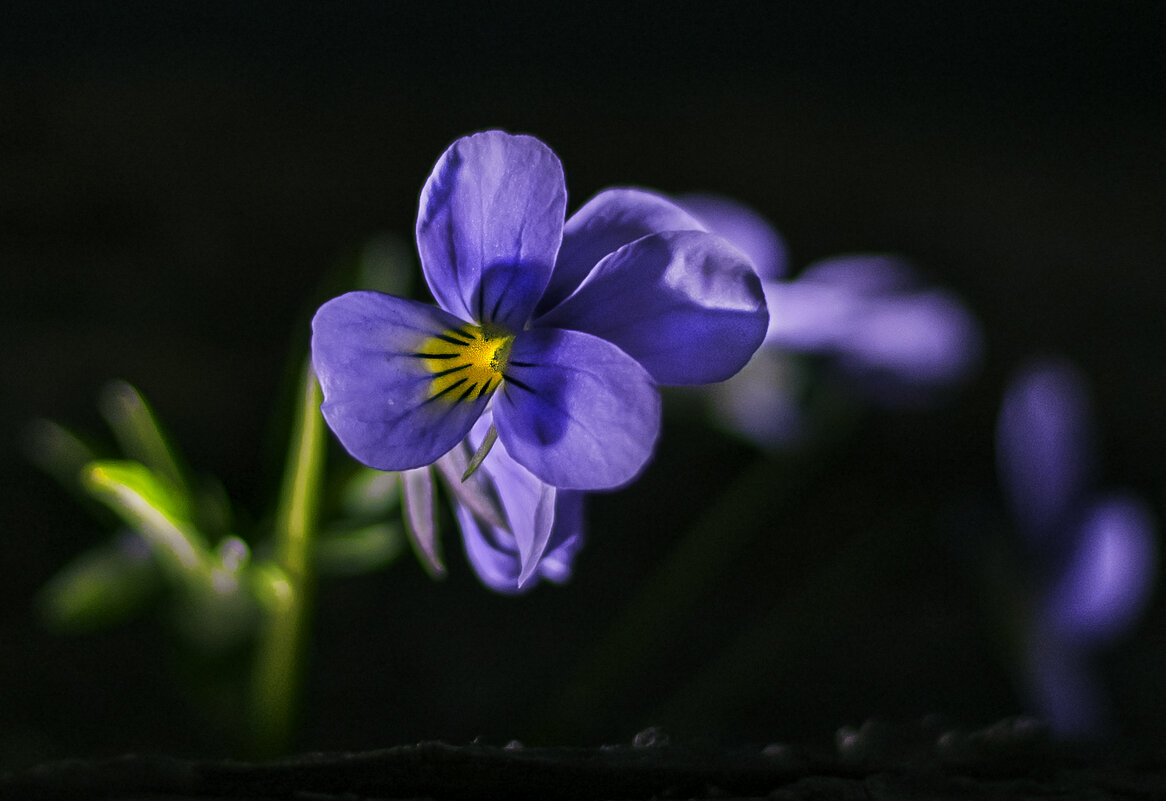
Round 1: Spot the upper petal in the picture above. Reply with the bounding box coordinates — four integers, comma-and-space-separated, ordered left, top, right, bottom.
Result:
310, 291, 489, 471
536, 230, 768, 385
493, 327, 661, 490
416, 130, 566, 328
538, 188, 707, 315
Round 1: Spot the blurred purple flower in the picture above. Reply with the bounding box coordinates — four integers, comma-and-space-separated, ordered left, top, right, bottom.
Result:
675, 195, 982, 447
312, 132, 768, 491
996, 359, 1157, 737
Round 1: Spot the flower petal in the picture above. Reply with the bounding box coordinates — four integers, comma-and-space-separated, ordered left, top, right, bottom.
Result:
996, 359, 1096, 539
458, 504, 524, 593
401, 466, 444, 577
677, 193, 789, 281
765, 256, 983, 405
799, 253, 919, 293
834, 291, 983, 404
467, 414, 556, 586
311, 291, 489, 471
538, 188, 707, 315
1045, 492, 1157, 645
536, 230, 768, 385
416, 130, 566, 329
457, 482, 585, 594
765, 255, 926, 350
535, 491, 586, 583
493, 328, 661, 489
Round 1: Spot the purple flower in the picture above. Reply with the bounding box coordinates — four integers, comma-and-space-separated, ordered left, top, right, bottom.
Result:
764, 255, 982, 405
676, 195, 982, 447
312, 132, 768, 490
996, 359, 1157, 736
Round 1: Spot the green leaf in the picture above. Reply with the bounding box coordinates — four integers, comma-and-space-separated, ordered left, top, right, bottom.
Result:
23, 419, 98, 490
82, 460, 210, 576
314, 523, 406, 576
98, 381, 189, 494
338, 465, 402, 520
38, 536, 159, 631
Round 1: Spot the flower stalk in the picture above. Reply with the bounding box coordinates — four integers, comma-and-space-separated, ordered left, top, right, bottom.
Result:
250, 359, 325, 755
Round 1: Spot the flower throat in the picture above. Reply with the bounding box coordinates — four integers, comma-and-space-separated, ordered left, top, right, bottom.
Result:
419, 323, 514, 403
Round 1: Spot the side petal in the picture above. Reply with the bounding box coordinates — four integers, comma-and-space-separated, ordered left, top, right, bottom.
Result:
416, 130, 566, 329
996, 359, 1096, 539
538, 188, 707, 315
536, 230, 768, 385
493, 328, 661, 490
310, 291, 489, 471
400, 467, 444, 577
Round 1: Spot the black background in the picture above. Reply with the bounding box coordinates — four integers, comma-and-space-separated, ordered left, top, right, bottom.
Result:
2, 1, 1164, 766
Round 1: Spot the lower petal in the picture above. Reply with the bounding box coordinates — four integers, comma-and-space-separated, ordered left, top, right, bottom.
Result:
310, 291, 490, 471
454, 416, 588, 592
457, 483, 585, 594
494, 328, 661, 490
466, 414, 557, 586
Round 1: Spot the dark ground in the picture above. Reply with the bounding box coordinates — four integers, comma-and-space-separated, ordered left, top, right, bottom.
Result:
2, 0, 1165, 780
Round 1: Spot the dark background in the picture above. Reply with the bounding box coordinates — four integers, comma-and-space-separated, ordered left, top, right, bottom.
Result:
2, 1, 1164, 767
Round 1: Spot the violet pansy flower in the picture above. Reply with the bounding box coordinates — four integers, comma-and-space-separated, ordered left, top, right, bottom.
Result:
677, 194, 982, 447
312, 132, 768, 491
997, 359, 1157, 737
765, 255, 982, 406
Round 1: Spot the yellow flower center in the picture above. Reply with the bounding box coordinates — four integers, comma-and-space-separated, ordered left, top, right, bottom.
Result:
418, 323, 514, 403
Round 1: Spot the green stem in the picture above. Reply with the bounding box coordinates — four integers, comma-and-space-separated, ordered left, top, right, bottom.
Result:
250, 360, 325, 756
